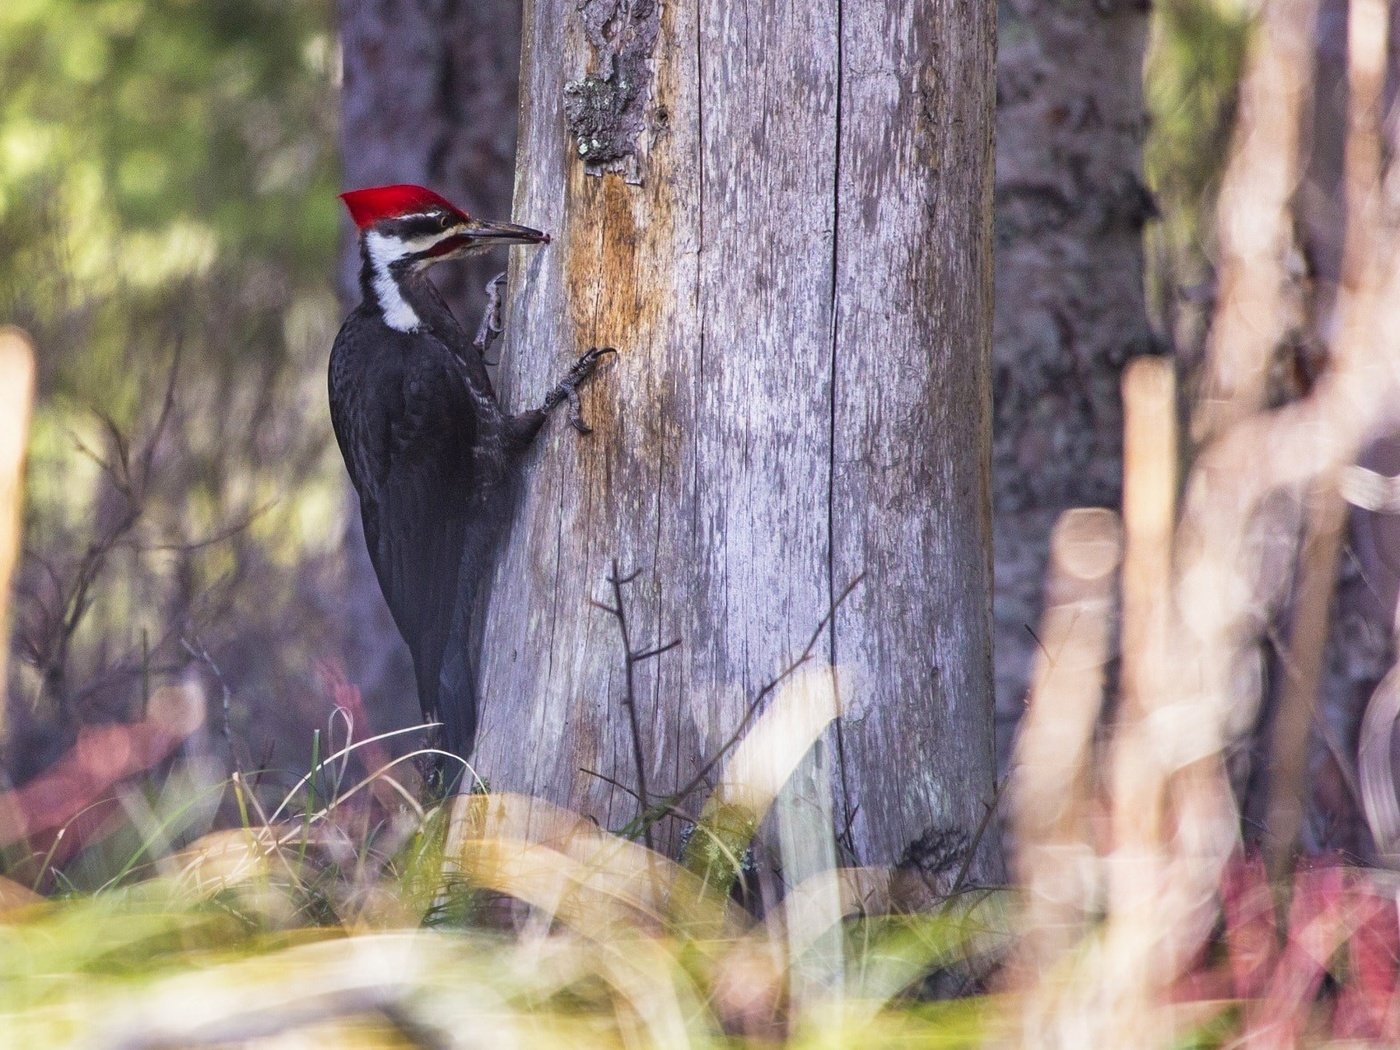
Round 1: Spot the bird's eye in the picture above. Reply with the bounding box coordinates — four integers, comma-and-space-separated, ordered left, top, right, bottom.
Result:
437, 213, 455, 230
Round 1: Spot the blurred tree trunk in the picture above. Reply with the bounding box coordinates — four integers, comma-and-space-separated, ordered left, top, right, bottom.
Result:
337, 0, 521, 314
334, 0, 521, 738
473, 0, 999, 876
992, 0, 1157, 762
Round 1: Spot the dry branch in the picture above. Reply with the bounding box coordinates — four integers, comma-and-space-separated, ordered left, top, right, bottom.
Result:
1006, 0, 1400, 1039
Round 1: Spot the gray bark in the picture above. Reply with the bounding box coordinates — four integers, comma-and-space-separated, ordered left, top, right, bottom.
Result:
993, 0, 1156, 762
472, 0, 998, 875
335, 0, 521, 738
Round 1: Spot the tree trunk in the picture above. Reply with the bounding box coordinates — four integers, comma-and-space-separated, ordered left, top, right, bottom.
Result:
992, 0, 1156, 762
335, 0, 522, 739
473, 0, 998, 876
337, 0, 521, 314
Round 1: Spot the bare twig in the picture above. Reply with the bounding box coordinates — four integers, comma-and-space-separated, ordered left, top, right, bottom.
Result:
35, 348, 184, 712
131, 500, 276, 553
590, 560, 680, 850
945, 776, 1006, 902
615, 573, 866, 843
579, 766, 646, 805
674, 573, 864, 805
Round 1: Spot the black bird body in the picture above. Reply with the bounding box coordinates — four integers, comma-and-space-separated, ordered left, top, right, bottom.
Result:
329, 184, 609, 784
330, 283, 537, 763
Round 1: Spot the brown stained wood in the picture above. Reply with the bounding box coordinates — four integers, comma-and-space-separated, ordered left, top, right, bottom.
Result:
474, 0, 997, 871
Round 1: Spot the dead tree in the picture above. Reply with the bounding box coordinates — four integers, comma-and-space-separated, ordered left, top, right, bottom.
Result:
473, 0, 999, 876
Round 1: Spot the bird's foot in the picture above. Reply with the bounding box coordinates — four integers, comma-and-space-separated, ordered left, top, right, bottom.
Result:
542, 346, 617, 433
472, 271, 509, 358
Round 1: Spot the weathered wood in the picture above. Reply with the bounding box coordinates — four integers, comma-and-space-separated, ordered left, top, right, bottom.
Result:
475, 0, 997, 873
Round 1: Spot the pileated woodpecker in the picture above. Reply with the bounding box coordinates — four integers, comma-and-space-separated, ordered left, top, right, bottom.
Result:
330, 184, 611, 789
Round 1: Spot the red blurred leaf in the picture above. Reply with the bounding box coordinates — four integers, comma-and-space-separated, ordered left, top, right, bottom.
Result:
1222, 852, 1280, 999
1333, 881, 1399, 1040
1243, 858, 1357, 1048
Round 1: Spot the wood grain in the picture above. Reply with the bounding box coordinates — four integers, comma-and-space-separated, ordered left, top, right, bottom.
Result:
474, 0, 997, 873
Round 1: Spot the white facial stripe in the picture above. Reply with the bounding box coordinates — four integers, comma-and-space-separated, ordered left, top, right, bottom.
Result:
365, 230, 424, 332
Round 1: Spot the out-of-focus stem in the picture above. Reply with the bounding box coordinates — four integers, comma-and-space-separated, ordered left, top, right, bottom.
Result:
1193, 0, 1316, 443
1265, 0, 1388, 880
1119, 357, 1177, 724
1008, 508, 1120, 1012
0, 327, 36, 742
1265, 476, 1346, 878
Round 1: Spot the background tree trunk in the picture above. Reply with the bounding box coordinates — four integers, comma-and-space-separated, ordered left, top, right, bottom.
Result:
335, 0, 522, 738
337, 0, 521, 314
473, 0, 999, 876
992, 0, 1157, 763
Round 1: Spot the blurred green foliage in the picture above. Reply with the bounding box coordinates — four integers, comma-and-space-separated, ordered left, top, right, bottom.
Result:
0, 0, 339, 380
1143, 0, 1251, 342
0, 0, 352, 760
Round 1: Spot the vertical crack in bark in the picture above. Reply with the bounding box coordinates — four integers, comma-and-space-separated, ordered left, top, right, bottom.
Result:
692, 3, 709, 783
545, 444, 568, 687
694, 1, 706, 392
650, 412, 666, 806
827, 0, 855, 862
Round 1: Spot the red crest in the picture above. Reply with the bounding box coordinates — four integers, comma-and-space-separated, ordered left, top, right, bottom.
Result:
338, 184, 467, 229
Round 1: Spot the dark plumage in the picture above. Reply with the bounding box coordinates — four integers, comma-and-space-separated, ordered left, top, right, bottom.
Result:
329, 184, 611, 790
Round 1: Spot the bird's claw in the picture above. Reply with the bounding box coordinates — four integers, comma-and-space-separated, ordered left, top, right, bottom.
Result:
567, 386, 590, 433
565, 346, 617, 384
543, 346, 617, 433
473, 271, 509, 355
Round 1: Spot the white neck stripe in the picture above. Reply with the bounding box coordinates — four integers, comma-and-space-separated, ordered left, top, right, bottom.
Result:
365, 231, 422, 332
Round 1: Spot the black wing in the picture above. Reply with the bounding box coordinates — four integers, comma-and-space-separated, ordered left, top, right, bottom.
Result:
329, 319, 480, 760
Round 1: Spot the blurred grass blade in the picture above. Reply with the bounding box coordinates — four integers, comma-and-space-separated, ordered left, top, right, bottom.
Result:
266, 724, 441, 822
1009, 508, 1119, 969
0, 326, 35, 733
1358, 667, 1400, 858
449, 792, 744, 938
774, 701, 845, 1024
679, 667, 845, 918
0, 874, 42, 918
715, 667, 844, 818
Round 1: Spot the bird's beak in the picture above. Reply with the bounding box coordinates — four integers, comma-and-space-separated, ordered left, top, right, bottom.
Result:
468, 218, 551, 246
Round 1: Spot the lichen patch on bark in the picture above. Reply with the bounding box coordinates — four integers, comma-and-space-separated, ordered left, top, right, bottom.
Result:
563, 0, 662, 183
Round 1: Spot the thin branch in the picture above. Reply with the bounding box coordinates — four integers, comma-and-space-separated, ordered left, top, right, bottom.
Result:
944, 775, 1007, 902
633, 639, 681, 662
579, 766, 646, 805
665, 572, 864, 810
591, 559, 679, 851
619, 572, 866, 841
131, 500, 276, 553
37, 349, 183, 711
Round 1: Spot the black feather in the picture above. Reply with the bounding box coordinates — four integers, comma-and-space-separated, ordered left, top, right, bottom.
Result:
328, 262, 531, 787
